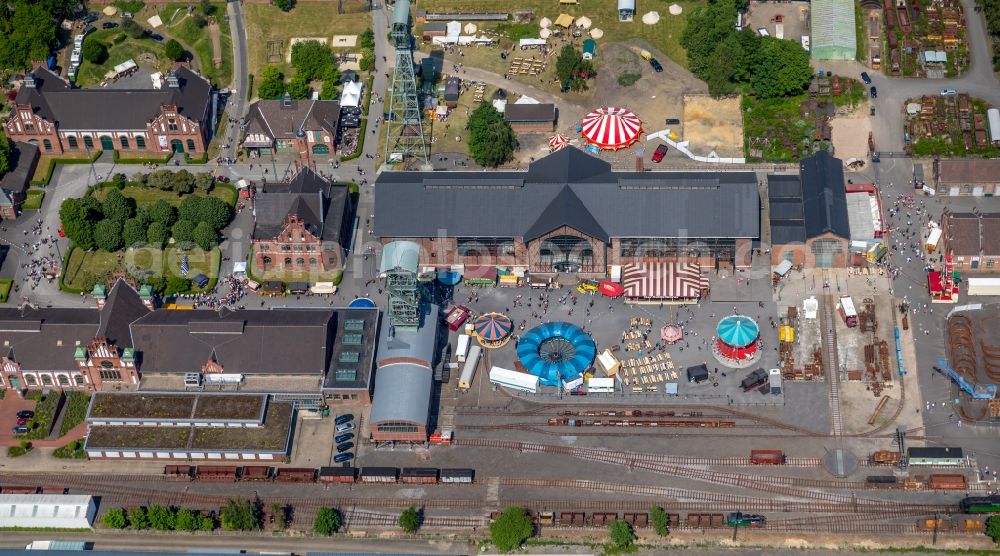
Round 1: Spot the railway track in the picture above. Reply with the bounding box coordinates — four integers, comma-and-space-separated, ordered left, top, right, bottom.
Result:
821, 294, 845, 436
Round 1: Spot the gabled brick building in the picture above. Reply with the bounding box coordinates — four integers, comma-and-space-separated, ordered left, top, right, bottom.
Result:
4, 67, 213, 156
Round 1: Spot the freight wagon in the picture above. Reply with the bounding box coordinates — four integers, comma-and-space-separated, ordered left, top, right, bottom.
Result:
361, 467, 400, 483
866, 475, 898, 487
687, 513, 725, 528
196, 465, 240, 482
319, 466, 357, 483
918, 517, 986, 531
623, 512, 649, 527
241, 465, 274, 481
928, 474, 968, 490
401, 468, 440, 484
872, 450, 901, 465
162, 464, 474, 485
591, 512, 618, 526
439, 468, 475, 483
961, 496, 1000, 513
559, 512, 587, 526
163, 465, 194, 480
750, 449, 786, 464
275, 468, 316, 482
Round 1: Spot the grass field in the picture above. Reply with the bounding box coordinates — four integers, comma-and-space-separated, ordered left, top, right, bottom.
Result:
31, 152, 96, 183
0, 278, 12, 303
159, 2, 234, 87
62, 247, 221, 292
243, 3, 372, 79
418, 0, 701, 69
76, 29, 169, 87
91, 185, 236, 207
21, 189, 44, 210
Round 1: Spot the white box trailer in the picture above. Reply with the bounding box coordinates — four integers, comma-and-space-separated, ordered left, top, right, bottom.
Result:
489, 366, 539, 393
458, 345, 482, 389
925, 227, 942, 252
588, 377, 615, 393
455, 334, 470, 363
563, 376, 584, 391
966, 277, 1000, 296
989, 108, 1000, 144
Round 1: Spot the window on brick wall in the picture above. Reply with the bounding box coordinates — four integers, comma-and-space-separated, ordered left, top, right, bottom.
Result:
68, 136, 78, 149
136, 136, 146, 149
99, 369, 122, 381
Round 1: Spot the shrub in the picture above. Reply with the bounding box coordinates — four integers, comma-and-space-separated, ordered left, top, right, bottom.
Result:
314, 507, 341, 535
617, 73, 641, 87
102, 508, 127, 529
489, 507, 533, 552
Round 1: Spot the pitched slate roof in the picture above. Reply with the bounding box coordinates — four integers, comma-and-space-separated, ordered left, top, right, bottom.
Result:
374, 147, 759, 240
944, 212, 1000, 257
97, 280, 152, 348
129, 308, 335, 375
799, 150, 850, 239
504, 103, 556, 123
0, 141, 39, 204
16, 67, 211, 131
253, 168, 350, 243
938, 159, 1000, 185
245, 98, 340, 141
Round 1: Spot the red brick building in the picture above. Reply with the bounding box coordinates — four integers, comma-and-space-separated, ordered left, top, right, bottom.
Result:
941, 210, 1000, 272
242, 95, 340, 163
3, 67, 213, 156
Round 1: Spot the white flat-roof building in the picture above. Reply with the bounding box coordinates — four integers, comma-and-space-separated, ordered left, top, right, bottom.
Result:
0, 495, 96, 529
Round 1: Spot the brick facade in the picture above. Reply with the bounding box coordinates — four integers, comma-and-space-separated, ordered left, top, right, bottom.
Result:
253, 215, 344, 272
1, 337, 137, 392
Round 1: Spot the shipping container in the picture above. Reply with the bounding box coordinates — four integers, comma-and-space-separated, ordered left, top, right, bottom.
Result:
459, 345, 482, 389
401, 467, 440, 484
928, 474, 968, 490
360, 467, 400, 483
275, 468, 317, 482
439, 468, 475, 483
967, 277, 1000, 296
839, 296, 858, 327
241, 465, 274, 481
319, 466, 357, 483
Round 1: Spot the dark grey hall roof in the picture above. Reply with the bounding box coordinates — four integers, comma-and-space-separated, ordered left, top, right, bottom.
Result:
0, 141, 39, 198
129, 308, 335, 375
504, 103, 556, 122
253, 168, 349, 243
374, 147, 760, 241
799, 150, 850, 239
16, 66, 211, 131
245, 98, 340, 141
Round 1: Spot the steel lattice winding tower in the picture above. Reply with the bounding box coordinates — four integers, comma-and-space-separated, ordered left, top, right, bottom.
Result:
384, 0, 428, 163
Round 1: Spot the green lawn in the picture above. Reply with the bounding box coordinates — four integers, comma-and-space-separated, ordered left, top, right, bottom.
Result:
21, 189, 44, 210
0, 278, 12, 303
418, 0, 702, 69
53, 440, 87, 460
243, 3, 372, 78
76, 29, 169, 87
58, 393, 92, 437
159, 2, 234, 87
91, 184, 236, 207
24, 391, 62, 440
62, 247, 221, 293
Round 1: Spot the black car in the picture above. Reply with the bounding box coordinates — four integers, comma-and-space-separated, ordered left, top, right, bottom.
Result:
869, 86, 877, 99
102, 22, 118, 29
82, 13, 98, 23
335, 413, 354, 425
11, 425, 29, 434
665, 118, 681, 125
860, 71, 871, 84
16, 410, 34, 419
334, 452, 354, 463
335, 432, 354, 443
649, 58, 663, 73
151, 33, 164, 42
336, 442, 354, 453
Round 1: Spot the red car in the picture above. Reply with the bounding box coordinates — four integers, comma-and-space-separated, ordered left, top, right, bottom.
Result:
58, 225, 65, 237
652, 144, 668, 163
16, 417, 27, 426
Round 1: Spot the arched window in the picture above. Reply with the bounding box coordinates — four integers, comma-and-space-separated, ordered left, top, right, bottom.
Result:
309, 258, 317, 265
67, 136, 78, 149
296, 258, 305, 266
284, 257, 292, 265
83, 136, 94, 149
57, 374, 69, 386
74, 375, 85, 386
119, 136, 129, 149
135, 136, 146, 149
187, 139, 196, 152
25, 375, 37, 386
42, 139, 52, 151
41, 374, 53, 386
262, 256, 272, 265
539, 235, 594, 272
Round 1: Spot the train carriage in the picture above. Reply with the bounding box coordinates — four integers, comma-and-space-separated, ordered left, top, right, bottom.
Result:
275, 468, 317, 483
360, 467, 399, 483
319, 466, 357, 484
439, 468, 475, 484
241, 465, 275, 482
401, 468, 440, 484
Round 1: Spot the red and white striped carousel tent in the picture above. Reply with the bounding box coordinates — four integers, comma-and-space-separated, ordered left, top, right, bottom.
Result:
580, 106, 642, 150
548, 132, 568, 151
622, 263, 708, 302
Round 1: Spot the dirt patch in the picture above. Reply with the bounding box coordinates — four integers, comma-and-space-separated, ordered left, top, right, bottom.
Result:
208, 21, 222, 68
831, 114, 872, 162
682, 95, 745, 158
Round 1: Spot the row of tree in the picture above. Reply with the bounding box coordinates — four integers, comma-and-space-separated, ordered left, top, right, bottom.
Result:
258, 40, 339, 101
101, 506, 215, 531
977, 0, 1000, 70
681, 0, 812, 98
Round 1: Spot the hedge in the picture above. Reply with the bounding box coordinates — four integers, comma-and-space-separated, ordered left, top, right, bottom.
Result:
57, 245, 88, 294
21, 189, 44, 210
0, 278, 12, 303
32, 150, 103, 186
247, 73, 254, 101
112, 151, 174, 164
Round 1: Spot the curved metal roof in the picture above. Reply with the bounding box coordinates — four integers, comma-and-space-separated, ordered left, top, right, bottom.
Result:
369, 362, 432, 426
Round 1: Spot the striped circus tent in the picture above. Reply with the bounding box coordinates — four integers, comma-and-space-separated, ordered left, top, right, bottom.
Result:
621, 262, 707, 301
580, 106, 642, 150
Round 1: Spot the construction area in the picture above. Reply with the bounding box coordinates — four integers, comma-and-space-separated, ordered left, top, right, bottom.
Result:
680, 95, 745, 159
944, 305, 1000, 423
904, 94, 1000, 156
882, 0, 967, 77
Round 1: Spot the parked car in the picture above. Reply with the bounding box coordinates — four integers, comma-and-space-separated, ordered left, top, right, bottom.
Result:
860, 71, 871, 84
569, 389, 587, 396
665, 118, 681, 125
215, 175, 230, 183
16, 410, 34, 419
336, 422, 355, 433
941, 88, 957, 96
102, 22, 118, 29
122, 12, 134, 18
335, 432, 354, 443
652, 144, 668, 163
150, 33, 165, 42
576, 279, 599, 294
16, 417, 27, 426
869, 86, 877, 99
11, 425, 29, 435
82, 13, 98, 23
336, 442, 354, 453
649, 58, 663, 73
334, 452, 354, 463
335, 413, 354, 425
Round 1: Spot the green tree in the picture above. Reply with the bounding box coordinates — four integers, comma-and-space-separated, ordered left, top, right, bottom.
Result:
608, 519, 635, 550
102, 188, 135, 221
681, 0, 739, 83
750, 36, 813, 99
258, 65, 285, 99
165, 39, 185, 62
988, 515, 1000, 544
178, 195, 203, 222
146, 221, 169, 248
127, 506, 150, 530
166, 276, 192, 295
0, 0, 58, 72
313, 507, 342, 535
359, 28, 375, 49
59, 198, 97, 250
121, 18, 144, 39
358, 47, 375, 72
147, 169, 175, 190
175, 508, 198, 531
197, 513, 215, 531
649, 506, 670, 537
319, 67, 339, 100
191, 13, 208, 28
194, 172, 214, 191
270, 503, 288, 529
82, 39, 107, 64
466, 104, 517, 167
148, 504, 176, 531
172, 219, 196, 242
201, 0, 216, 15
489, 507, 534, 553
192, 221, 217, 250
399, 506, 421, 533
220, 498, 260, 531
286, 74, 311, 99
94, 219, 125, 251
291, 39, 335, 81
195, 197, 231, 231
148, 199, 178, 226
0, 135, 12, 177
123, 216, 150, 247
271, 0, 295, 11
171, 169, 196, 194
102, 508, 127, 529
554, 45, 595, 91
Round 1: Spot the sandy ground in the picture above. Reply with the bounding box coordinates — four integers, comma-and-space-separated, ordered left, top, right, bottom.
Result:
682, 95, 745, 158
745, 1, 810, 42
209, 21, 222, 67
831, 115, 872, 161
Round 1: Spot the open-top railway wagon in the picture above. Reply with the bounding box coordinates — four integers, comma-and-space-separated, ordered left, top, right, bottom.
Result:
750, 449, 786, 465
164, 465, 473, 485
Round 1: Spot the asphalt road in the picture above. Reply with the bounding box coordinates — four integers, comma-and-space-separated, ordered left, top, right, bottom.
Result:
221, 0, 249, 160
